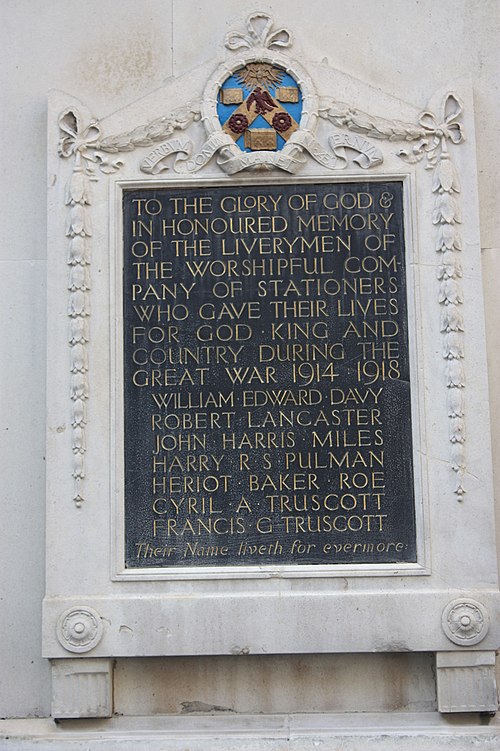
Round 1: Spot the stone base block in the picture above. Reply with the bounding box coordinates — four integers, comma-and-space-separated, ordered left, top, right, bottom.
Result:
51, 658, 113, 719
436, 651, 498, 713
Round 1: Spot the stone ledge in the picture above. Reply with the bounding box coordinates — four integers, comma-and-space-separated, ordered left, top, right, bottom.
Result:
0, 713, 499, 750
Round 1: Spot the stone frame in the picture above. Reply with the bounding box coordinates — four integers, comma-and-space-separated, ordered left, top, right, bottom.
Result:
43, 11, 500, 718
110, 172, 428, 582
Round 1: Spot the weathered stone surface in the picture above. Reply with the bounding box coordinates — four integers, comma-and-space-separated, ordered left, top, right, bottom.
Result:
2, 2, 500, 743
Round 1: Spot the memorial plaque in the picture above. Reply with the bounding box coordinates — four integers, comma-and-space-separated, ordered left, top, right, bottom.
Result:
122, 181, 416, 568
44, 15, 500, 717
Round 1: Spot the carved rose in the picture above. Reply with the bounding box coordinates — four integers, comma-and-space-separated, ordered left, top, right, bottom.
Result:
227, 113, 249, 134
272, 112, 292, 133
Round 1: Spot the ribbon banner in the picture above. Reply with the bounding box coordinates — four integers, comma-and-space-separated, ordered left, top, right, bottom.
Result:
141, 133, 306, 175
141, 133, 233, 175
140, 130, 382, 176
328, 133, 384, 169
291, 131, 343, 169
216, 144, 306, 174
180, 133, 234, 173
140, 137, 192, 174
292, 131, 383, 170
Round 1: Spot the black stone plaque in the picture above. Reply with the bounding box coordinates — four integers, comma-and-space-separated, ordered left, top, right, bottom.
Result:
122, 181, 417, 568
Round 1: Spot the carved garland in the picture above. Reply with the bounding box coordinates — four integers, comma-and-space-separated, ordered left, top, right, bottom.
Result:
59, 111, 123, 506
320, 93, 466, 496
57, 12, 466, 503
59, 112, 94, 507
58, 105, 201, 506
416, 99, 466, 497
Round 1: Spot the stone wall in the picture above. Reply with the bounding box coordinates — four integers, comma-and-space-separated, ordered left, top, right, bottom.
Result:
1, 0, 498, 721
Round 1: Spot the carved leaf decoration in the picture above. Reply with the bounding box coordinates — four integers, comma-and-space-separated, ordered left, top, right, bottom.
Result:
104, 133, 136, 152
319, 101, 346, 119
443, 331, 464, 359
348, 110, 381, 134
433, 193, 461, 224
438, 261, 462, 282
68, 264, 90, 291
71, 373, 89, 400
97, 106, 201, 154
67, 204, 92, 237
65, 171, 91, 205
69, 317, 89, 345
147, 117, 181, 140
436, 223, 459, 251
68, 290, 90, 317
441, 249, 456, 265
385, 120, 423, 141
72, 398, 87, 426
433, 158, 460, 193
426, 95, 467, 497
440, 304, 464, 333
59, 107, 100, 508
451, 442, 466, 471
438, 260, 462, 281
448, 388, 464, 417
123, 123, 156, 149
174, 104, 202, 124
72, 427, 85, 453
450, 417, 465, 443
72, 453, 85, 480
320, 98, 427, 143
439, 279, 463, 305
71, 343, 88, 373
447, 360, 465, 387
67, 236, 88, 265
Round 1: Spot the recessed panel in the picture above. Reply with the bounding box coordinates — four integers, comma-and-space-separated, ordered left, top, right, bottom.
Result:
122, 181, 416, 568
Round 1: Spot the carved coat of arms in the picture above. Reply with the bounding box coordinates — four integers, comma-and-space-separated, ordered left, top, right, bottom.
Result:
133, 13, 385, 176
218, 63, 301, 152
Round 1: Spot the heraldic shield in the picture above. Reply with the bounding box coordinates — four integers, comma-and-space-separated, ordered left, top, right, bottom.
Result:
138, 13, 384, 175
217, 63, 303, 152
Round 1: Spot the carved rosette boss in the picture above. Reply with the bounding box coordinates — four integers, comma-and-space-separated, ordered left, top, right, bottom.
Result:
442, 599, 489, 647
56, 606, 104, 653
